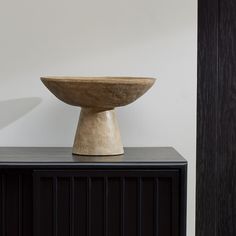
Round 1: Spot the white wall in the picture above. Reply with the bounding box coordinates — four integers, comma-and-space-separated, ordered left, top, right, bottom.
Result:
0, 0, 197, 235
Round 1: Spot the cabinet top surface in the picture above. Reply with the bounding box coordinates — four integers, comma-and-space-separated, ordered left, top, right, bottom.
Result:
0, 147, 186, 166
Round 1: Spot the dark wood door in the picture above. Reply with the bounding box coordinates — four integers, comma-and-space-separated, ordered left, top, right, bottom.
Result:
33, 169, 181, 236
197, 0, 236, 235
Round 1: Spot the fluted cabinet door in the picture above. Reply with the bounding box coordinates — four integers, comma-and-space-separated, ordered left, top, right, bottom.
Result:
33, 170, 180, 236
0, 172, 33, 236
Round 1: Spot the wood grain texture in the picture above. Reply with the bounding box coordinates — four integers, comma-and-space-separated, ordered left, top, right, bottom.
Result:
197, 0, 236, 235
217, 0, 236, 234
197, 0, 219, 235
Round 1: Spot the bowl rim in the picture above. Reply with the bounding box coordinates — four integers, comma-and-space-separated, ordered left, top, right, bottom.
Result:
40, 76, 156, 84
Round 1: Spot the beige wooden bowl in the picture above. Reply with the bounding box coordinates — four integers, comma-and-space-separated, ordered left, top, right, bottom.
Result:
41, 76, 156, 156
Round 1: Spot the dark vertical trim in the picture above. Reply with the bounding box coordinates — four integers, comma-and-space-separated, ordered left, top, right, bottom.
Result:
18, 175, 22, 236
1, 174, 5, 236
87, 178, 91, 236
70, 177, 74, 236
33, 174, 38, 236
171, 173, 180, 236
217, 0, 236, 234
137, 177, 142, 236
121, 177, 125, 236
154, 177, 159, 236
104, 177, 108, 236
180, 165, 187, 236
53, 177, 58, 236
197, 0, 219, 235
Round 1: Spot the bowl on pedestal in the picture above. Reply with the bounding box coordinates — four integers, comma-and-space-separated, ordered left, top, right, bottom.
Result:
41, 76, 156, 156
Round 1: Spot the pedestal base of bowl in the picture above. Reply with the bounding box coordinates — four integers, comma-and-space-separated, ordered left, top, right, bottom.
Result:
72, 108, 124, 156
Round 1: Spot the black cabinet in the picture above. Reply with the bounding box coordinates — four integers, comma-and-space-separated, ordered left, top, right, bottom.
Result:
0, 147, 187, 236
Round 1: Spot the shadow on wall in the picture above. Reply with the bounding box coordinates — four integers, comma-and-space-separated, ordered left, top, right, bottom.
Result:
0, 97, 42, 130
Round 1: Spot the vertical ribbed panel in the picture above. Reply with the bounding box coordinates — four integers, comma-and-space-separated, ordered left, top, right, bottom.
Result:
0, 173, 33, 236
121, 177, 125, 236
124, 177, 138, 236
53, 177, 58, 236
91, 178, 104, 236
74, 177, 87, 236
142, 178, 155, 236
171, 175, 180, 236
104, 177, 108, 236
18, 175, 22, 236
40, 177, 54, 236
138, 177, 142, 236
6, 174, 19, 236
154, 177, 159, 236
58, 177, 70, 236
108, 177, 121, 236
87, 177, 91, 236
0, 174, 5, 236
158, 178, 172, 236
70, 177, 75, 236
22, 174, 33, 236
32, 170, 180, 236
0, 169, 182, 236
